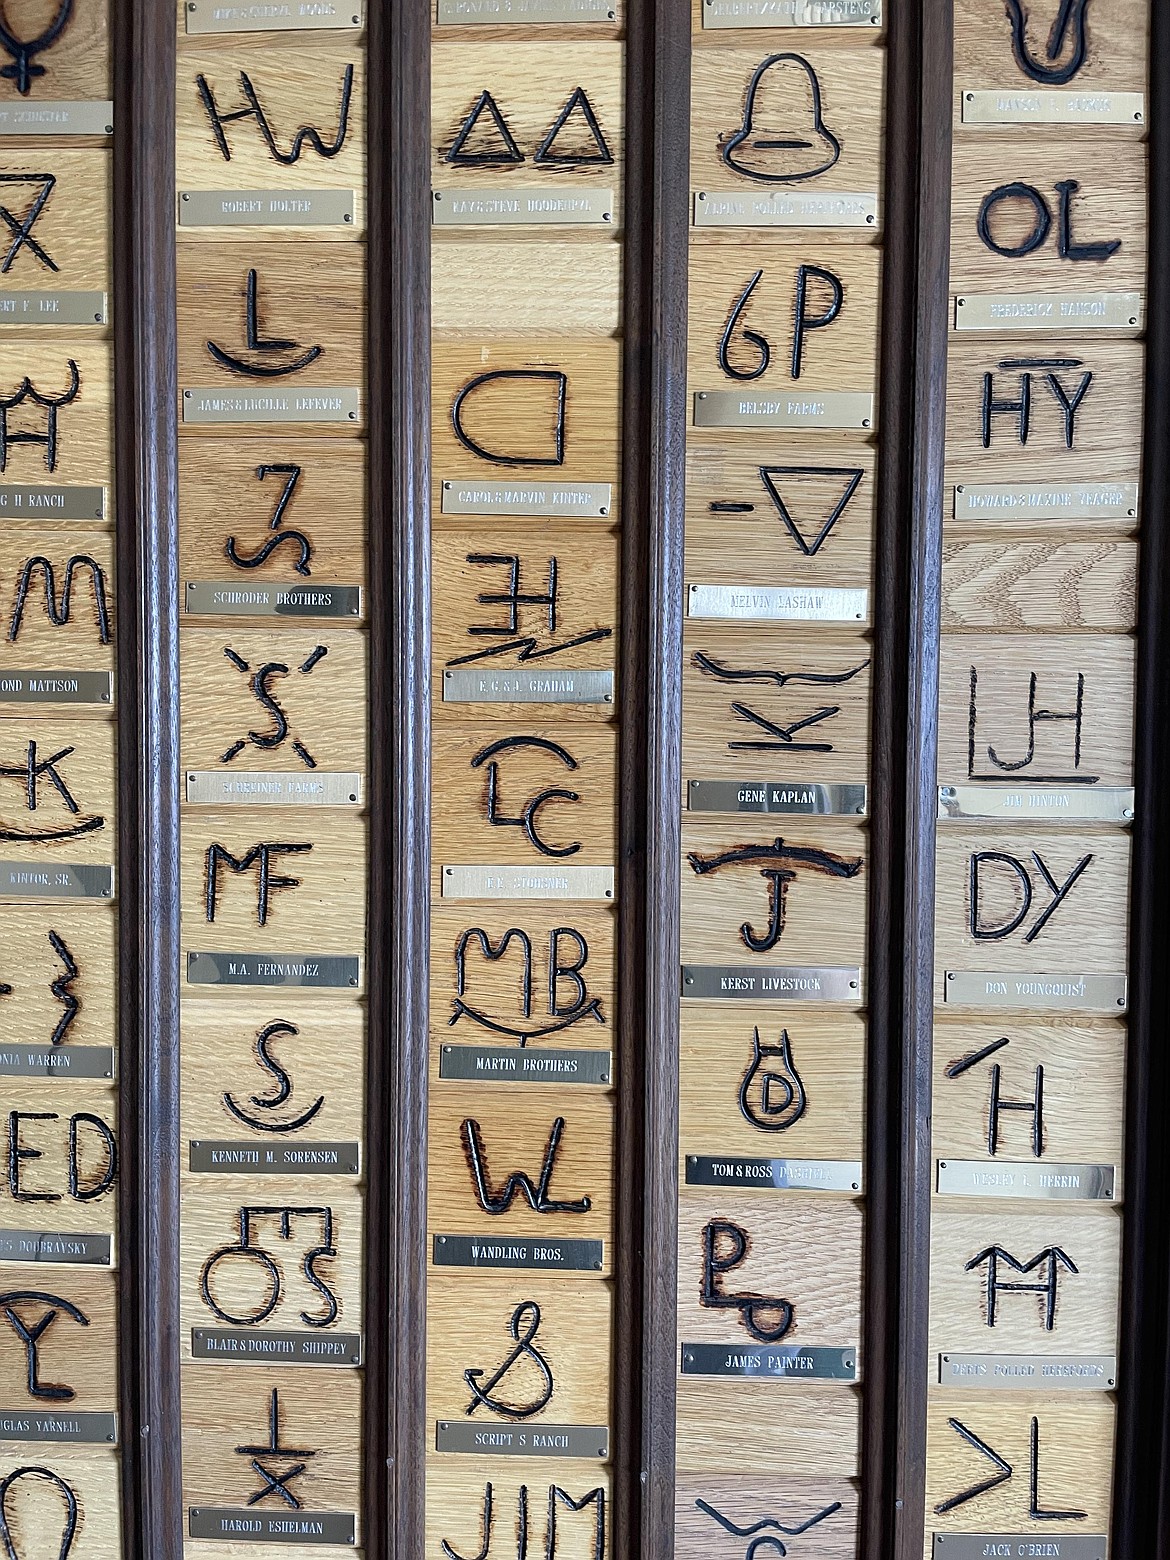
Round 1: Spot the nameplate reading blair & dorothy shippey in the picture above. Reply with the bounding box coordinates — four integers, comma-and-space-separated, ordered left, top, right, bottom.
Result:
180, 190, 356, 228
185, 582, 361, 619
939, 1354, 1115, 1391
189, 1510, 356, 1546
439, 1044, 612, 1086
0, 485, 105, 521
0, 672, 112, 706
0, 1229, 111, 1265
436, 1422, 609, 1458
683, 966, 860, 1002
190, 1140, 360, 1174
186, 952, 361, 989
931, 1539, 1106, 1560
0, 863, 112, 901
0, 1043, 113, 1080
681, 1344, 856, 1381
192, 1329, 362, 1366
936, 1161, 1114, 1201
0, 1410, 117, 1445
433, 1235, 603, 1272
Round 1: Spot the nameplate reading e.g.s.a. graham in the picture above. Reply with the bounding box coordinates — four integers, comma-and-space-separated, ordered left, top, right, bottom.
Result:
702, 0, 880, 26
185, 2, 364, 32
954, 480, 1138, 522
0, 102, 113, 137
0, 864, 112, 902
0, 292, 107, 326
441, 480, 611, 517
954, 292, 1142, 332
0, 1229, 111, 1265
930, 1538, 1107, 1560
938, 786, 1134, 824
0, 485, 106, 521
0, 672, 112, 706
192, 1329, 362, 1366
189, 1509, 357, 1545
961, 89, 1143, 126
442, 865, 615, 901
683, 965, 860, 1001
433, 188, 614, 227
694, 190, 878, 228
439, 1044, 612, 1086
186, 771, 362, 806
443, 668, 613, 705
688, 781, 867, 816
436, 0, 613, 22
436, 1422, 609, 1458
186, 952, 361, 989
180, 190, 356, 227
182, 387, 360, 424
694, 390, 874, 430
433, 1235, 603, 1272
0, 1410, 117, 1445
943, 971, 1127, 1012
190, 1140, 360, 1174
0, 1044, 113, 1080
185, 582, 361, 619
688, 583, 867, 623
936, 1160, 1115, 1201
681, 1344, 856, 1381
938, 1354, 1115, 1391
685, 1155, 861, 1193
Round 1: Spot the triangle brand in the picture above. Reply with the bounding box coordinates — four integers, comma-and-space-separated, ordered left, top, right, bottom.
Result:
446, 90, 524, 167
534, 86, 614, 166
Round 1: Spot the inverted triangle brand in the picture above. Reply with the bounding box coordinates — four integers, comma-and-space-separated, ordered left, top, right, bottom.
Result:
758, 465, 863, 555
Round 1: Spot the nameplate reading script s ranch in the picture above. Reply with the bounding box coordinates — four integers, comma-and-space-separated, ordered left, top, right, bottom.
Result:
688, 781, 867, 816
433, 1235, 604, 1272
938, 1355, 1115, 1392
433, 189, 614, 227
953, 481, 1139, 522
185, 2, 364, 32
685, 1155, 862, 1193
694, 390, 874, 430
0, 486, 106, 521
931, 1540, 1107, 1560
683, 966, 861, 1001
443, 668, 613, 705
435, 1422, 609, 1458
0, 293, 107, 326
0, 672, 112, 706
185, 583, 361, 619
182, 387, 360, 424
694, 191, 878, 229
0, 1043, 113, 1080
191, 1329, 362, 1366
438, 1044, 613, 1086
936, 1161, 1115, 1201
954, 293, 1142, 332
681, 1345, 857, 1381
0, 1229, 111, 1265
0, 103, 113, 137
189, 1509, 357, 1545
180, 191, 356, 228
0, 864, 112, 901
186, 772, 362, 806
189, 1140, 361, 1174
0, 1410, 117, 1445
702, 0, 880, 25
186, 952, 362, 989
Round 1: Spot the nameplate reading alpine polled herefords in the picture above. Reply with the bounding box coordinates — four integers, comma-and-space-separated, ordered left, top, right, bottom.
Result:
685, 1155, 862, 1193
688, 781, 867, 816
961, 89, 1144, 126
443, 668, 613, 705
936, 1160, 1115, 1201
954, 292, 1142, 332
435, 1422, 609, 1458
694, 390, 874, 430
683, 966, 861, 1001
953, 481, 1139, 522
0, 1229, 111, 1265
930, 1538, 1106, 1560
938, 786, 1135, 824
186, 771, 362, 806
436, 0, 613, 22
702, 0, 880, 25
688, 584, 867, 624
0, 1043, 113, 1080
0, 102, 113, 137
186, 952, 362, 989
441, 479, 611, 518
189, 1509, 357, 1546
0, 672, 112, 706
694, 190, 878, 229
180, 190, 356, 228
182, 387, 361, 425
681, 1344, 856, 1381
189, 1140, 360, 1175
0, 864, 112, 901
185, 1, 364, 32
0, 292, 107, 326
439, 1044, 613, 1087
185, 582, 361, 619
0, 485, 106, 521
938, 1354, 1115, 1391
191, 1329, 362, 1366
0, 1410, 117, 1445
943, 971, 1128, 1012
433, 1235, 604, 1272
433, 188, 614, 226
442, 865, 615, 901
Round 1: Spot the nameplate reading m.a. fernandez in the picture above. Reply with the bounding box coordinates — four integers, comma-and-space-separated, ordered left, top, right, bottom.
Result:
439, 1044, 612, 1086
702, 0, 880, 25
190, 1140, 360, 1174
436, 1422, 609, 1458
694, 190, 878, 228
186, 952, 361, 989
441, 479, 611, 517
0, 102, 112, 137
192, 1329, 362, 1366
0, 672, 111, 705
443, 668, 613, 705
186, 771, 362, 806
931, 1539, 1106, 1560
688, 584, 867, 623
0, 864, 112, 901
694, 390, 874, 430
681, 1344, 856, 1381
954, 480, 1139, 522
939, 1353, 1115, 1391
0, 1229, 111, 1265
688, 781, 867, 816
433, 1235, 603, 1272
936, 1160, 1114, 1201
683, 966, 860, 1001
0, 1044, 113, 1080
686, 1155, 861, 1193
185, 1, 364, 32
0, 292, 107, 326
0, 1410, 117, 1444
943, 971, 1127, 1011
442, 865, 615, 901
183, 387, 360, 424
185, 583, 361, 619
0, 485, 106, 521
189, 1509, 356, 1545
433, 188, 614, 226
180, 190, 356, 227
954, 292, 1142, 332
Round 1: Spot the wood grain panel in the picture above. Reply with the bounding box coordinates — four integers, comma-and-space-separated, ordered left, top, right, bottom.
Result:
0, 528, 114, 679
426, 1461, 610, 1560
432, 241, 622, 335
0, 0, 109, 104
0, 713, 115, 867
954, 0, 1148, 104
0, 903, 116, 1055
0, 1446, 120, 1560
675, 1380, 859, 1475
1, 1082, 117, 1232
0, 1266, 117, 1409
0, 149, 109, 291
941, 540, 1136, 630
675, 1475, 858, 1560
0, 338, 111, 488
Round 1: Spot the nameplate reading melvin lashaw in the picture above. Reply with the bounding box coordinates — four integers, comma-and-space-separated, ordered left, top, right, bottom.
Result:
442, 865, 615, 901
0, 292, 107, 326
0, 485, 105, 521
186, 771, 362, 806
180, 190, 356, 227
955, 292, 1142, 332
433, 188, 613, 226
183, 387, 360, 424
192, 1329, 362, 1366
185, 582, 361, 619
434, 1235, 603, 1271
0, 1043, 113, 1080
686, 1155, 861, 1193
0, 863, 112, 901
683, 965, 860, 1001
190, 1140, 360, 1174
187, 952, 361, 989
185, 2, 364, 32
0, 671, 111, 705
689, 584, 867, 623
441, 478, 611, 518
681, 1344, 856, 1381
439, 1044, 612, 1086
931, 1538, 1106, 1560
0, 102, 112, 137
954, 480, 1138, 522
936, 1160, 1114, 1201
695, 390, 874, 430
437, 0, 612, 22
939, 1354, 1115, 1391
0, 1229, 111, 1265
938, 786, 1134, 824
436, 1422, 609, 1458
703, 0, 880, 25
189, 1509, 356, 1546
0, 1410, 117, 1445
443, 668, 613, 705
962, 89, 1144, 126
944, 971, 1127, 1011
694, 190, 878, 228
688, 781, 867, 816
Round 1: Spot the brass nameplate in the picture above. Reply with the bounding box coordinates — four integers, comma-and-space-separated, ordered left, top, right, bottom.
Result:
0, 1410, 116, 1444
681, 1344, 856, 1380
0, 1229, 111, 1265
441, 479, 611, 518
433, 1235, 603, 1272
192, 1329, 362, 1365
939, 1353, 1115, 1390
182, 387, 360, 424
683, 965, 860, 1001
694, 190, 878, 228
0, 485, 105, 521
442, 865, 615, 901
0, 102, 112, 136
938, 785, 1134, 823
0, 291, 106, 326
185, 2, 364, 32
936, 1159, 1114, 1201
433, 188, 614, 226
694, 389, 873, 429
955, 292, 1142, 332
702, 0, 879, 24
685, 1154, 861, 1193
0, 863, 112, 901
439, 1043, 612, 1086
932, 1539, 1105, 1560
187, 952, 361, 989
435, 1422, 609, 1457
962, 88, 1144, 126
688, 583, 867, 622
190, 1140, 360, 1174
0, 1043, 113, 1080
185, 582, 361, 619
180, 189, 356, 227
443, 668, 613, 705
954, 480, 1139, 522
943, 971, 1127, 1011
186, 771, 362, 805
437, 0, 613, 22
688, 780, 866, 816
0, 671, 111, 705
189, 1509, 356, 1545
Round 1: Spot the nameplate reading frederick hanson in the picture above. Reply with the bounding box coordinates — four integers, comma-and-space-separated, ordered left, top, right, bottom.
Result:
683, 965, 860, 1001
955, 292, 1142, 332
186, 952, 361, 989
439, 1044, 612, 1086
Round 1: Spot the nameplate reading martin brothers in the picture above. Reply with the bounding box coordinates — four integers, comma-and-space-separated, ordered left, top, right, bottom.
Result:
936, 1160, 1114, 1201
0, 1228, 111, 1265
185, 583, 361, 620
186, 772, 362, 806
930, 1539, 1106, 1560
688, 781, 867, 817
191, 1329, 362, 1366
0, 1043, 113, 1080
943, 971, 1127, 1011
441, 480, 611, 518
0, 863, 112, 901
0, 293, 107, 327
694, 390, 874, 430
938, 1354, 1115, 1392
433, 189, 614, 227
189, 1140, 360, 1174
938, 786, 1134, 824
0, 672, 112, 706
180, 191, 356, 228
443, 669, 614, 705
442, 865, 615, 901
186, 952, 361, 989
683, 966, 861, 1001
0, 486, 106, 521
0, 103, 112, 137
189, 1509, 356, 1545
436, 1422, 609, 1458
694, 191, 878, 229
681, 1344, 856, 1380
702, 0, 880, 25
954, 481, 1138, 522
961, 90, 1144, 127
439, 1044, 613, 1087
954, 292, 1142, 332
688, 584, 867, 623
685, 1155, 862, 1193
0, 1410, 117, 1444
182, 387, 360, 425
185, 1, 364, 32
433, 1235, 603, 1272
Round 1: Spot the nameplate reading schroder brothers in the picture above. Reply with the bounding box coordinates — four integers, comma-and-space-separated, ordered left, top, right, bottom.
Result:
433, 188, 614, 227
702, 0, 880, 26
935, 1160, 1114, 1201
683, 966, 861, 1001
694, 190, 878, 228
954, 292, 1142, 332
694, 390, 874, 430
440, 479, 611, 517
182, 387, 360, 424
435, 1422, 609, 1458
930, 1538, 1106, 1560
438, 1044, 613, 1086
186, 952, 361, 989
943, 971, 1127, 1011
185, 582, 361, 619
938, 1354, 1115, 1391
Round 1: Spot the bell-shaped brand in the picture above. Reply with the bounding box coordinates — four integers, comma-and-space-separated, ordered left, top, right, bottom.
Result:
722, 52, 841, 186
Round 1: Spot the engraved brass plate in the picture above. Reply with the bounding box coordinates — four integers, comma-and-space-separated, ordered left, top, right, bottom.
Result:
694, 390, 874, 429
185, 2, 364, 32
688, 781, 867, 816
0, 864, 112, 901
694, 190, 878, 228
0, 1410, 117, 1444
180, 190, 356, 227
435, 1422, 609, 1457
0, 292, 107, 326
433, 1235, 604, 1271
681, 1344, 856, 1380
189, 1140, 360, 1174
443, 668, 613, 705
433, 188, 614, 226
0, 1229, 111, 1265
0, 485, 106, 521
685, 1155, 862, 1193
961, 89, 1144, 126
0, 102, 113, 136
954, 292, 1142, 332
185, 771, 362, 805
938, 786, 1135, 823
931, 1538, 1105, 1560
436, 0, 613, 21
184, 582, 362, 619
440, 479, 611, 518
191, 1329, 362, 1365
702, 0, 880, 24
938, 1354, 1115, 1390
186, 952, 362, 989
182, 387, 361, 424
0, 671, 112, 705
682, 965, 861, 1001
943, 971, 1128, 1011
189, 1509, 357, 1545
439, 1044, 612, 1086
0, 1044, 113, 1080
441, 865, 615, 901
688, 583, 867, 622
935, 1160, 1115, 1200
953, 480, 1139, 522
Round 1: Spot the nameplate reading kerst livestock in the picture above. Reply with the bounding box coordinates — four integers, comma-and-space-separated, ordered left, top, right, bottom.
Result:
435, 1422, 609, 1458
953, 481, 1139, 522
441, 479, 611, 518
694, 190, 878, 228
442, 865, 615, 901
436, 0, 613, 22
943, 971, 1127, 1011
0, 864, 112, 901
0, 1044, 113, 1080
183, 387, 360, 424
0, 1229, 111, 1265
186, 772, 362, 806
936, 1161, 1114, 1201
439, 1044, 613, 1086
185, 583, 361, 619
433, 1235, 603, 1272
0, 486, 106, 521
186, 952, 361, 989
0, 103, 112, 137
938, 787, 1134, 824
185, 2, 364, 32
443, 669, 614, 705
191, 1329, 362, 1366
688, 781, 867, 816
180, 190, 356, 228
0, 1410, 117, 1444
681, 1344, 856, 1381
189, 1140, 360, 1174
694, 390, 874, 430
189, 1509, 357, 1545
931, 1539, 1107, 1560
938, 1354, 1115, 1391
954, 292, 1142, 332
688, 584, 867, 623
433, 189, 614, 226
685, 1155, 862, 1193
0, 293, 107, 326
683, 966, 861, 1001
0, 672, 112, 706
702, 0, 880, 25
961, 90, 1144, 126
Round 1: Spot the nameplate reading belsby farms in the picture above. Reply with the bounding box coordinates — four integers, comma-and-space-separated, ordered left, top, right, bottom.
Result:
694, 190, 878, 228
683, 966, 861, 1001
180, 190, 356, 227
681, 1344, 856, 1381
0, 485, 105, 521
688, 584, 867, 623
953, 481, 1138, 522
442, 865, 615, 901
694, 390, 874, 430
939, 1354, 1115, 1391
433, 1235, 604, 1272
183, 387, 360, 424
439, 1044, 612, 1086
187, 952, 361, 989
0, 1410, 117, 1445
0, 102, 112, 137
0, 1043, 113, 1080
0, 672, 112, 705
954, 292, 1142, 332
0, 1229, 111, 1265
189, 1510, 356, 1545
190, 1140, 360, 1174
936, 1161, 1115, 1201
686, 1155, 862, 1193
443, 668, 613, 705
186, 772, 362, 806
0, 292, 107, 326
703, 0, 880, 26
185, 583, 361, 619
688, 781, 867, 816
436, 1422, 609, 1458
192, 1329, 362, 1366
433, 188, 613, 227
0, 864, 112, 901
931, 1540, 1106, 1560
185, 2, 364, 32
943, 971, 1127, 1011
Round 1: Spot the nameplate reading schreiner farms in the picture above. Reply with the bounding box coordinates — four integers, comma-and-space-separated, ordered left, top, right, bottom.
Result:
683, 965, 861, 1001
681, 1344, 856, 1381
435, 1422, 609, 1459
0, 486, 105, 521
0, 1229, 111, 1266
953, 481, 1139, 522
936, 1160, 1115, 1201
931, 1538, 1106, 1560
685, 1155, 862, 1194
433, 1235, 603, 1272
961, 89, 1144, 127
688, 584, 867, 624
688, 781, 867, 817
702, 0, 880, 25
189, 1140, 360, 1175
185, 2, 364, 32
439, 1044, 613, 1087
186, 771, 362, 806
186, 952, 362, 989
0, 672, 112, 706
0, 103, 113, 137
191, 1329, 362, 1366
938, 786, 1134, 824
189, 1509, 356, 1546
939, 1354, 1115, 1392
0, 1043, 113, 1080
0, 1410, 117, 1445
943, 971, 1127, 1012
182, 387, 360, 425
185, 582, 362, 619
180, 190, 356, 228
0, 864, 112, 902
694, 190, 878, 229
0, 292, 107, 327
443, 668, 614, 706
442, 865, 615, 901
954, 292, 1142, 332
441, 479, 611, 518
436, 0, 613, 22
694, 390, 874, 430
433, 188, 613, 227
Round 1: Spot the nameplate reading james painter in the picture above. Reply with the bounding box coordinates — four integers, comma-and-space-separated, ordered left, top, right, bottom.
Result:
0, 864, 112, 901
439, 1044, 612, 1086
185, 2, 364, 31
0, 1044, 113, 1080
683, 965, 860, 1001
192, 1329, 362, 1366
688, 583, 867, 623
185, 582, 361, 619
0, 1229, 111, 1265
938, 786, 1134, 824
943, 971, 1127, 1011
186, 771, 362, 806
433, 1235, 603, 1272
190, 1140, 360, 1174
0, 672, 111, 705
189, 1509, 356, 1545
686, 1155, 861, 1193
694, 390, 873, 430
0, 102, 112, 137
694, 190, 877, 228
0, 292, 106, 326
437, 0, 613, 21
434, 188, 613, 226
186, 952, 361, 989
441, 479, 611, 518
931, 1539, 1106, 1560
939, 1354, 1115, 1391
955, 292, 1142, 332
961, 89, 1143, 126
443, 668, 613, 705
183, 387, 360, 424
442, 865, 614, 901
936, 1160, 1114, 1201
954, 480, 1138, 522
688, 781, 866, 816
703, 0, 880, 24
180, 190, 356, 227
0, 1410, 117, 1444
681, 1344, 856, 1381
0, 485, 105, 521
435, 1422, 609, 1458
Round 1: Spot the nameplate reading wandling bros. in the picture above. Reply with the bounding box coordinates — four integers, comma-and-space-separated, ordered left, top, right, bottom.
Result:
0, 863, 112, 901
955, 292, 1142, 332
443, 668, 613, 705
185, 582, 361, 619
961, 89, 1144, 126
939, 1354, 1115, 1391
189, 1509, 356, 1545
437, 0, 613, 22
0, 485, 105, 521
435, 1422, 609, 1458
694, 390, 873, 430
0, 102, 112, 137
694, 190, 878, 228
0, 672, 111, 706
433, 188, 613, 226
953, 480, 1138, 522
433, 1235, 603, 1272
180, 189, 355, 227
190, 1140, 360, 1174
186, 771, 362, 806
442, 865, 615, 901
0, 1410, 117, 1444
681, 1344, 856, 1381
191, 1328, 362, 1365
938, 786, 1134, 824
936, 1160, 1114, 1201
688, 583, 867, 623
0, 1044, 113, 1080
931, 1537, 1106, 1560
186, 952, 361, 989
702, 0, 880, 25
185, 2, 364, 32
683, 965, 860, 1001
0, 1229, 111, 1265
688, 781, 867, 816
685, 1155, 861, 1193
183, 387, 360, 424
439, 1044, 612, 1086
943, 971, 1127, 1011
0, 292, 106, 326
441, 479, 611, 518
